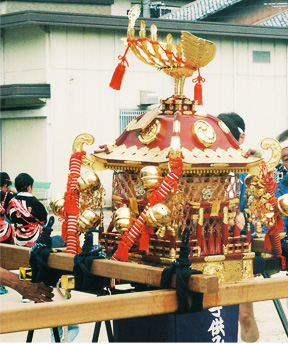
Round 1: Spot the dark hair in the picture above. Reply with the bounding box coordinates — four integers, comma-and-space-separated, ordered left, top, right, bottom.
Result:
0, 172, 12, 187
217, 112, 245, 142
277, 129, 288, 143
15, 173, 34, 192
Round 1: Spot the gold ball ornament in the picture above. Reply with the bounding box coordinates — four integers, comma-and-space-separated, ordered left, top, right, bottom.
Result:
49, 194, 65, 217
278, 194, 288, 216
114, 206, 132, 233
77, 209, 100, 233
77, 171, 100, 194
146, 203, 171, 228
140, 166, 161, 189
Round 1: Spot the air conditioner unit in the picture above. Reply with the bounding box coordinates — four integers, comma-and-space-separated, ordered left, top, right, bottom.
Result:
140, 91, 159, 105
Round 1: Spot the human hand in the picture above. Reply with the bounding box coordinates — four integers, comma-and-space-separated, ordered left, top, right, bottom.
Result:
16, 281, 54, 303
8, 187, 17, 193
235, 212, 245, 230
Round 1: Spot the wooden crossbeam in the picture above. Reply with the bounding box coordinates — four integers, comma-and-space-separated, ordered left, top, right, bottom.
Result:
2, 276, 288, 334
0, 244, 218, 294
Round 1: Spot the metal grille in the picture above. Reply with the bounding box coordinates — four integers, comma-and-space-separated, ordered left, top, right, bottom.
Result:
119, 109, 144, 134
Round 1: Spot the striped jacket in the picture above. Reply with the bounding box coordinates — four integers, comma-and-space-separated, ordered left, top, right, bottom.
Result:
6, 192, 47, 247
0, 191, 14, 244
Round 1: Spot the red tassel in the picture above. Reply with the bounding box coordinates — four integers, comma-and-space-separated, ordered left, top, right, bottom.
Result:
109, 45, 130, 91
215, 234, 221, 254
117, 240, 129, 262
61, 221, 67, 241
109, 62, 126, 90
264, 232, 272, 251
201, 235, 209, 256
208, 232, 216, 255
192, 68, 205, 105
139, 230, 150, 251
194, 82, 203, 105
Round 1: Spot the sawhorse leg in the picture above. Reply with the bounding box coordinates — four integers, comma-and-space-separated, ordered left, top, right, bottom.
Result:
26, 327, 61, 342
262, 271, 288, 337
92, 321, 114, 342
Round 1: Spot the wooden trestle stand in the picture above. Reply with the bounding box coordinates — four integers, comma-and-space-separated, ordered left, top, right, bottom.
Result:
1, 242, 288, 339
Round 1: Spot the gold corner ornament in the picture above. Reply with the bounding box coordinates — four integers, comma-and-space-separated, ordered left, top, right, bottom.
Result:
73, 133, 95, 153
193, 120, 216, 148
261, 138, 281, 172
73, 133, 106, 171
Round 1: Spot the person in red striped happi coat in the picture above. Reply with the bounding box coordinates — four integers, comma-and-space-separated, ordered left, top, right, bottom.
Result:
6, 173, 47, 248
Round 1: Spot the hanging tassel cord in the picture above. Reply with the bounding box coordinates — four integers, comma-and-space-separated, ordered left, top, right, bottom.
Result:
29, 216, 65, 286
160, 228, 203, 314
73, 229, 108, 292
109, 43, 131, 90
192, 68, 205, 105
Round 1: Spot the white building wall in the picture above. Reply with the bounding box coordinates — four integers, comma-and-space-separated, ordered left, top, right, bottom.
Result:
1, 24, 288, 205
3, 26, 46, 83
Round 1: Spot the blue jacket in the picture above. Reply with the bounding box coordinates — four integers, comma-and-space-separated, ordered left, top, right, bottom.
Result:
275, 174, 288, 233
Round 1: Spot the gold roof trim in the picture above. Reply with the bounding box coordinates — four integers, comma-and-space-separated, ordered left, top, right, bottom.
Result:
93, 144, 261, 166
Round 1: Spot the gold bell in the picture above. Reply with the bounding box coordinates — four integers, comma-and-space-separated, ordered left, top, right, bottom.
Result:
146, 203, 171, 227
77, 171, 100, 194
77, 209, 100, 233
49, 194, 65, 217
114, 206, 132, 233
278, 194, 288, 216
140, 166, 161, 189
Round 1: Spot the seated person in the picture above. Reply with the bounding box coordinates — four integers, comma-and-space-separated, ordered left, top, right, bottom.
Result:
6, 173, 47, 247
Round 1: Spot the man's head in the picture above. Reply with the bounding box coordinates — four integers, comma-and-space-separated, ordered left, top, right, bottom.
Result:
280, 141, 288, 171
0, 172, 12, 192
276, 130, 288, 171
217, 112, 245, 144
277, 130, 288, 143
15, 173, 34, 192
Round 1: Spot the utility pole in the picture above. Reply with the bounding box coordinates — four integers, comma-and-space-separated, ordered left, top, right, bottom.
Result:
142, 0, 151, 18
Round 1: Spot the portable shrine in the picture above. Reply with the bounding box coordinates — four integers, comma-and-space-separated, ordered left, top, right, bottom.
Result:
50, 5, 284, 284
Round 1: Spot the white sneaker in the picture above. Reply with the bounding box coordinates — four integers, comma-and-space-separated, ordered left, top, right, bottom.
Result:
22, 296, 30, 303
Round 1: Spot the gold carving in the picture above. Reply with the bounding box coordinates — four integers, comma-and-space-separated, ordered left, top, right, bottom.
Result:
192, 120, 216, 148
127, 108, 160, 132
124, 7, 216, 96
203, 261, 225, 284
73, 133, 106, 171
204, 255, 225, 262
138, 119, 161, 145
224, 260, 242, 282
218, 120, 230, 134
73, 133, 94, 153
261, 138, 281, 172
181, 31, 216, 69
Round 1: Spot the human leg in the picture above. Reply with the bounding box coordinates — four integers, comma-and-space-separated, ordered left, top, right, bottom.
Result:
239, 302, 259, 342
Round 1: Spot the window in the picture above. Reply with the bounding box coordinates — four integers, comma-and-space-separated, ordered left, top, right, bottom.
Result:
253, 51, 271, 63
119, 109, 144, 134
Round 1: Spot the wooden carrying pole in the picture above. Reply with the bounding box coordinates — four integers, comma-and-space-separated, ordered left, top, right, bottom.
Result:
2, 276, 288, 334
0, 244, 218, 294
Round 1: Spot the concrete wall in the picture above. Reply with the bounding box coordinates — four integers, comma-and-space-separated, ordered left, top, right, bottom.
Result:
1, 24, 288, 205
